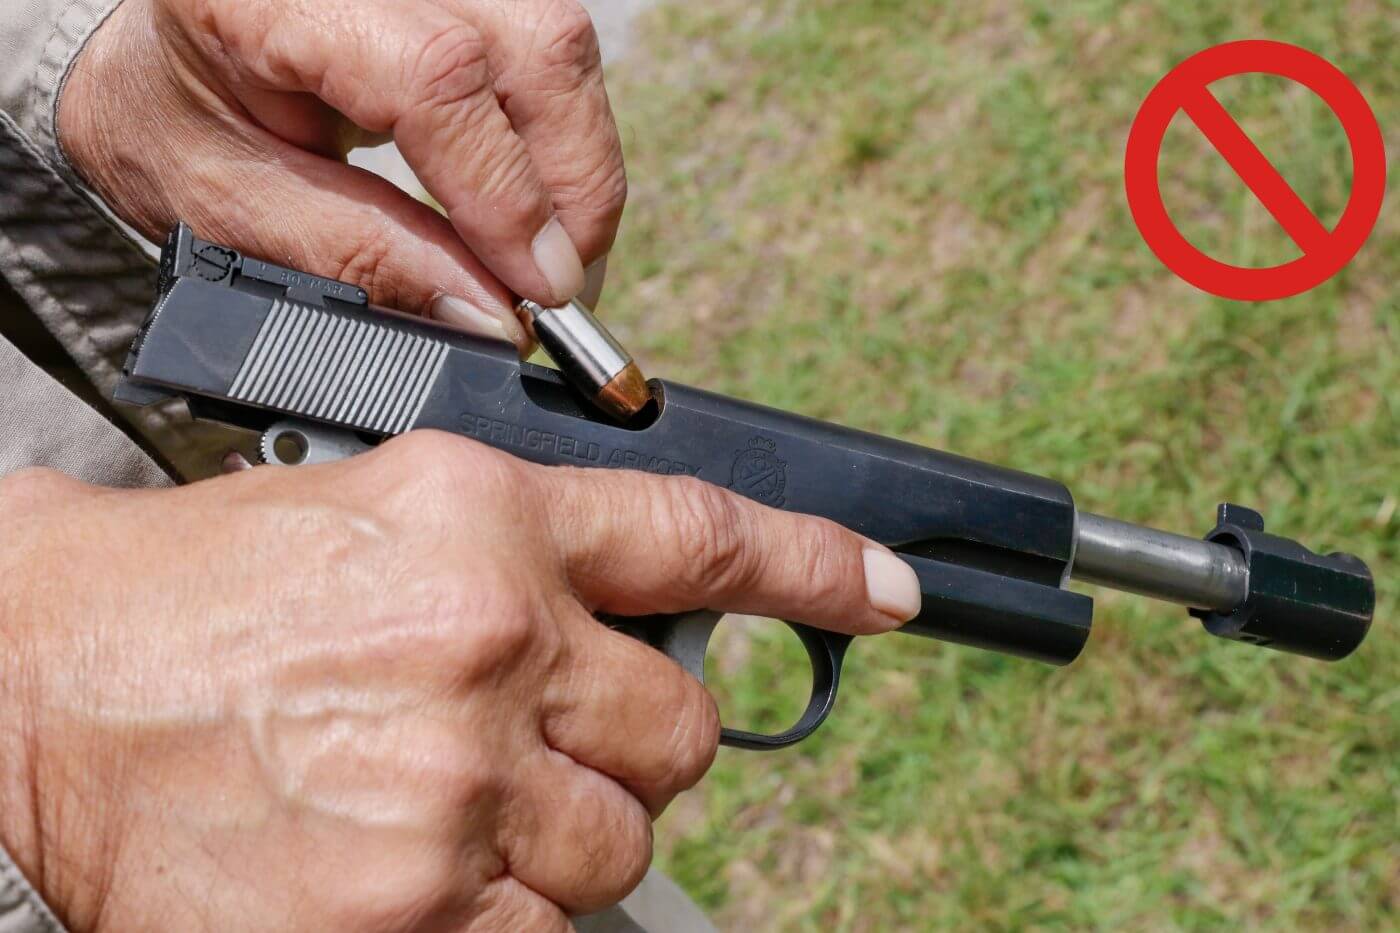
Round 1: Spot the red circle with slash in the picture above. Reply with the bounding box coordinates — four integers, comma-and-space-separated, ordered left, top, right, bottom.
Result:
1125, 40, 1386, 302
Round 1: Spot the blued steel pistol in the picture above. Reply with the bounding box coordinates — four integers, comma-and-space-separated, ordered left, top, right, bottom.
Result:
114, 225, 1376, 750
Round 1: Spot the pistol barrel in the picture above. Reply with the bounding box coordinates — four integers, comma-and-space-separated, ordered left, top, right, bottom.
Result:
1071, 506, 1372, 661
1073, 512, 1248, 611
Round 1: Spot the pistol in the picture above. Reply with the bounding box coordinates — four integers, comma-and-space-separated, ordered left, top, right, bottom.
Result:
114, 225, 1376, 750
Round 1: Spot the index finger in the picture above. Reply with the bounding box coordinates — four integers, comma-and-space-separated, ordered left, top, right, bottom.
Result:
482, 0, 627, 265
538, 468, 922, 634
196, 0, 584, 305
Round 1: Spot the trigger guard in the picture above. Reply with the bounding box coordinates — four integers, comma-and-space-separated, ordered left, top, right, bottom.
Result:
602, 614, 853, 751
719, 623, 852, 751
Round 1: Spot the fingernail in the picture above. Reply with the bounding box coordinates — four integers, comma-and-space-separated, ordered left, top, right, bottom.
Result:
221, 451, 253, 473
431, 294, 527, 349
532, 217, 586, 304
578, 253, 610, 310
863, 548, 921, 627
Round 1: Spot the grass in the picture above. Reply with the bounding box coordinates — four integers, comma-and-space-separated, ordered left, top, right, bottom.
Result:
593, 0, 1399, 929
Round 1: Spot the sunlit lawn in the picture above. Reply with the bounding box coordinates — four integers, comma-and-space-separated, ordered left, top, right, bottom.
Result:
597, 1, 1398, 928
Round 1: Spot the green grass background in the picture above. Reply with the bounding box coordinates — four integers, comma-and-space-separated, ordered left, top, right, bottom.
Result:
593, 1, 1398, 929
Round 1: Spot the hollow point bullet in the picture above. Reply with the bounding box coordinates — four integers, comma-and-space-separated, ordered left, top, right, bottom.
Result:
516, 298, 652, 421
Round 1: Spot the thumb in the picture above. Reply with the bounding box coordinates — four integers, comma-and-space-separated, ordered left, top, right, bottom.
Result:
171, 144, 535, 355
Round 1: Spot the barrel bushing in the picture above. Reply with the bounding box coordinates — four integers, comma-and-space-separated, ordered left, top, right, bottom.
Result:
1191, 504, 1374, 661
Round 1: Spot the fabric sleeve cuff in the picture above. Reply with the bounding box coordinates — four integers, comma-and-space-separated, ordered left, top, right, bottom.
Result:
0, 842, 65, 933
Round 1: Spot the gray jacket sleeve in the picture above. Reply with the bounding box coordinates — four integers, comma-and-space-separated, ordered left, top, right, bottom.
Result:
0, 0, 239, 487
0, 855, 64, 933
1, 2, 178, 929
1, 0, 118, 151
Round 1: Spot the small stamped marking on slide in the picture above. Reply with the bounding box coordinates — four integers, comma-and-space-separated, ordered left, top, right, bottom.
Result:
728, 437, 787, 507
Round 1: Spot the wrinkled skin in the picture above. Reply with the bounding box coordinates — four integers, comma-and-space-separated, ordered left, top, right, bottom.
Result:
0, 433, 915, 931
59, 0, 632, 349
30, 2, 923, 929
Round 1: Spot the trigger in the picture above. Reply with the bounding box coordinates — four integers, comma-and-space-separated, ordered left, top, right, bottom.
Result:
603, 610, 723, 683
654, 611, 724, 683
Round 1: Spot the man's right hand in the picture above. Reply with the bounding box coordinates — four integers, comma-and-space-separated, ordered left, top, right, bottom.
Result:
0, 433, 919, 932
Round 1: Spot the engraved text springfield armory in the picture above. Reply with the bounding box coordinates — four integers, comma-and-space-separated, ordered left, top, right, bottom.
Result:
457, 412, 702, 477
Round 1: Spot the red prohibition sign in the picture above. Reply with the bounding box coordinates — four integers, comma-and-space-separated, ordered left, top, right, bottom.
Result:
1125, 40, 1386, 302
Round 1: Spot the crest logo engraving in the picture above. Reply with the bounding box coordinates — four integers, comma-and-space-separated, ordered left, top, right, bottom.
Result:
728, 436, 787, 506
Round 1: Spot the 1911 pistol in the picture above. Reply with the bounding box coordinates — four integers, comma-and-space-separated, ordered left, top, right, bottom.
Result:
114, 225, 1376, 750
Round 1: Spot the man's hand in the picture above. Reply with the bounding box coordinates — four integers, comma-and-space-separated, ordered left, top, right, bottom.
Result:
58, 0, 629, 350
0, 434, 919, 931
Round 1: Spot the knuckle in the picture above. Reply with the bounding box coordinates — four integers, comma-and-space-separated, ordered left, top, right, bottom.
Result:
660, 678, 721, 791
659, 479, 749, 598
591, 158, 628, 220
383, 428, 466, 464
477, 876, 572, 933
379, 433, 470, 506
575, 798, 652, 908
558, 154, 627, 246
385, 431, 524, 505
530, 1, 603, 75
606, 805, 654, 901
798, 520, 856, 607
449, 439, 527, 501
439, 580, 544, 682
405, 26, 548, 222
408, 24, 491, 109
403, 25, 510, 165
